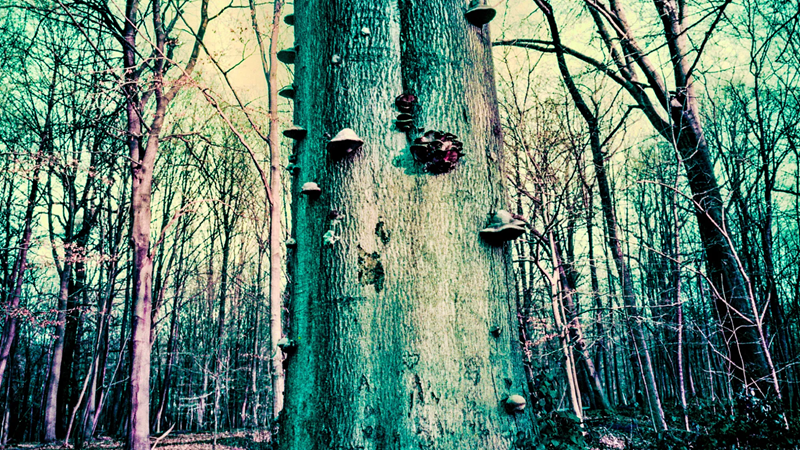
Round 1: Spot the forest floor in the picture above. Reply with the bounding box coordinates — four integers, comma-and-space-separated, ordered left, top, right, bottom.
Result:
8, 430, 273, 450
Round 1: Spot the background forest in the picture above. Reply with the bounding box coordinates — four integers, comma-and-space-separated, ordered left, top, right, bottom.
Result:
0, 0, 799, 449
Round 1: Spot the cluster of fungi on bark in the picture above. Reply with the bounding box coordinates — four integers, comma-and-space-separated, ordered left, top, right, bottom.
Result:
410, 130, 465, 175
395, 94, 465, 175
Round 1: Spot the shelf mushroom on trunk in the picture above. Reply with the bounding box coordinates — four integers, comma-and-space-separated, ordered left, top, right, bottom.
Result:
465, 0, 496, 27
279, 85, 296, 100
327, 128, 364, 160
480, 210, 526, 245
283, 126, 307, 140
277, 46, 298, 64
504, 394, 527, 414
300, 181, 322, 199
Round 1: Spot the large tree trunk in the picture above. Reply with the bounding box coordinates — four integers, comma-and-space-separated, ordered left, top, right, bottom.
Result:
280, 1, 534, 448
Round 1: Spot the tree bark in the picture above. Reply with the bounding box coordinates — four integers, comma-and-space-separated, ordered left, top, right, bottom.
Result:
247, 0, 285, 420
281, 1, 534, 448
43, 259, 72, 442
0, 149, 43, 392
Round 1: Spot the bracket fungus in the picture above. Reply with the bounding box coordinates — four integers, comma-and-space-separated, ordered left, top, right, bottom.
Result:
465, 0, 496, 27
490, 326, 501, 337
277, 47, 297, 64
278, 85, 296, 99
327, 128, 364, 160
283, 13, 295, 26
395, 93, 416, 112
277, 337, 298, 354
285, 238, 297, 248
394, 94, 417, 131
410, 130, 464, 174
301, 181, 322, 198
504, 394, 527, 413
283, 126, 307, 140
395, 117, 415, 132
360, 27, 371, 36
480, 210, 526, 245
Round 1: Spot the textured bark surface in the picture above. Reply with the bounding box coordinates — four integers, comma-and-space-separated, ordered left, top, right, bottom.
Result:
43, 262, 72, 442
281, 1, 534, 448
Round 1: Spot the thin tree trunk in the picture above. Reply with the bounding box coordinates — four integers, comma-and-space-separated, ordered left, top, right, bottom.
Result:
0, 148, 44, 391
44, 260, 73, 442
247, 0, 285, 420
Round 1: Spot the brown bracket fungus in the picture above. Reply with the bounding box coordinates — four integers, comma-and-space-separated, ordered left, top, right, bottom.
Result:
504, 394, 526, 413
279, 85, 296, 99
283, 126, 307, 140
465, 0, 496, 27
284, 13, 295, 26
410, 130, 464, 174
277, 47, 297, 64
395, 117, 414, 132
394, 94, 417, 131
480, 210, 526, 245
395, 93, 416, 112
327, 128, 364, 160
301, 182, 322, 198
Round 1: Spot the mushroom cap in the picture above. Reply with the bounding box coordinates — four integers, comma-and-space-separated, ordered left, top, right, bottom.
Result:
285, 238, 297, 248
505, 394, 527, 412
410, 144, 429, 158
395, 93, 417, 110
480, 223, 526, 245
395, 118, 414, 129
465, 5, 496, 26
283, 126, 307, 140
277, 337, 297, 353
278, 85, 296, 99
277, 48, 297, 64
327, 128, 364, 159
486, 210, 525, 227
301, 182, 321, 195
283, 13, 295, 26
